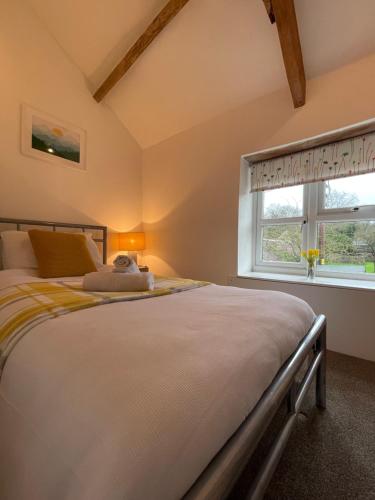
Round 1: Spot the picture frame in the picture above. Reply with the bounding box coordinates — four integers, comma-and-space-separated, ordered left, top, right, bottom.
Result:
21, 104, 86, 170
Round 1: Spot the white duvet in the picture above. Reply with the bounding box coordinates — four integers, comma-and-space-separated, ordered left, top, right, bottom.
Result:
0, 269, 315, 500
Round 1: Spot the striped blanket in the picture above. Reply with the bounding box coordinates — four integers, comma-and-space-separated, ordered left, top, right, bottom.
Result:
0, 276, 209, 375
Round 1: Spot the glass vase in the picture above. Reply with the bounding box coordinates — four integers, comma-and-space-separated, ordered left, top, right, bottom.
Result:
307, 262, 315, 279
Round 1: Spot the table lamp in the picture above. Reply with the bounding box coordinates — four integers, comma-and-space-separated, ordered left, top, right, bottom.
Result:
118, 232, 145, 264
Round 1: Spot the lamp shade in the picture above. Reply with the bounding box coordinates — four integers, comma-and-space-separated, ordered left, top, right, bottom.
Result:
118, 232, 145, 251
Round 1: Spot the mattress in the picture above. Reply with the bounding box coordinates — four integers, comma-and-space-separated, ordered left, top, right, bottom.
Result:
0, 269, 315, 500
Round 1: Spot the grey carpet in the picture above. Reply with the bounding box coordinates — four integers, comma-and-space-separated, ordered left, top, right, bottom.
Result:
229, 351, 375, 500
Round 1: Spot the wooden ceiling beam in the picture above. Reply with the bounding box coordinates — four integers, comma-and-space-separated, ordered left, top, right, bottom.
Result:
94, 0, 191, 102
263, 0, 275, 23
263, 0, 306, 108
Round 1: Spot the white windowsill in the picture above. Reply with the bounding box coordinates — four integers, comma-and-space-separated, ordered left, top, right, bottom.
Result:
236, 272, 375, 292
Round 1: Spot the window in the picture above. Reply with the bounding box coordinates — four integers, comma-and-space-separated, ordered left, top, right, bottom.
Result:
256, 185, 306, 268
253, 172, 375, 280
263, 185, 304, 218
322, 173, 375, 210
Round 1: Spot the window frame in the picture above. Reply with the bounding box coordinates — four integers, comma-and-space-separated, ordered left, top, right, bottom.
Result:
254, 184, 308, 273
253, 177, 375, 281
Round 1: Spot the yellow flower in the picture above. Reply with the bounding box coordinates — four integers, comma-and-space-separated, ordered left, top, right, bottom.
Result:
302, 249, 319, 261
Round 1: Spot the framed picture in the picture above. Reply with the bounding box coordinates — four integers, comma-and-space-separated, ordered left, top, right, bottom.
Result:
21, 104, 86, 170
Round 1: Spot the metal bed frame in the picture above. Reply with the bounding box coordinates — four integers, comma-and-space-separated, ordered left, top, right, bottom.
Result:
0, 217, 107, 264
0, 217, 326, 499
185, 314, 326, 500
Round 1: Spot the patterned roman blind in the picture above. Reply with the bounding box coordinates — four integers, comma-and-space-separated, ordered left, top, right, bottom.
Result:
248, 132, 375, 192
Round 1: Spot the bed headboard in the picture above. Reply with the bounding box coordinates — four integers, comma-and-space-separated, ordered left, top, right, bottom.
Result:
0, 217, 108, 264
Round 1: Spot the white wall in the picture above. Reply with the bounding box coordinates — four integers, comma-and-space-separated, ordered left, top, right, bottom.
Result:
142, 54, 375, 361
0, 0, 143, 261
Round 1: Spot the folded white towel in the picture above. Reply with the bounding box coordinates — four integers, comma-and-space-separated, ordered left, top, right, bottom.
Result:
83, 271, 154, 292
113, 255, 140, 273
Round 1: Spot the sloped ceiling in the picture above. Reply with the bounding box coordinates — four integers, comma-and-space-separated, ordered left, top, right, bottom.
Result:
27, 0, 375, 148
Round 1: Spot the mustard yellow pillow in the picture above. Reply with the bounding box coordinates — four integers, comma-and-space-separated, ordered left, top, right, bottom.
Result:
28, 230, 97, 278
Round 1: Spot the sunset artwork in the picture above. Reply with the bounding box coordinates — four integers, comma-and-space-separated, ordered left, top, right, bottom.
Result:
32, 116, 80, 163
21, 105, 86, 170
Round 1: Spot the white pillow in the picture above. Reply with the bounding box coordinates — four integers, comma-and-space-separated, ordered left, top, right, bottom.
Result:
0, 230, 103, 270
85, 233, 103, 269
1, 231, 38, 269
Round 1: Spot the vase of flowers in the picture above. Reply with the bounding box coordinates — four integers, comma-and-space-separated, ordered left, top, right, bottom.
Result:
301, 249, 319, 279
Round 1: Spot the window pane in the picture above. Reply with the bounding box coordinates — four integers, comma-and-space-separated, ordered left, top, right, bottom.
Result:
263, 185, 303, 219
262, 224, 302, 263
324, 172, 375, 209
317, 221, 375, 274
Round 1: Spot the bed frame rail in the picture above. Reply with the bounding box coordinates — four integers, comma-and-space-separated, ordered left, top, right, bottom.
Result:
0, 217, 108, 264
184, 314, 326, 500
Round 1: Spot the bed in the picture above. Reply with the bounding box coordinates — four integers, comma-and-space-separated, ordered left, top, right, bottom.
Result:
0, 218, 326, 500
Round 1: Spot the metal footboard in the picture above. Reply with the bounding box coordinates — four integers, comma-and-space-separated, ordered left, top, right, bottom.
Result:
184, 314, 327, 500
